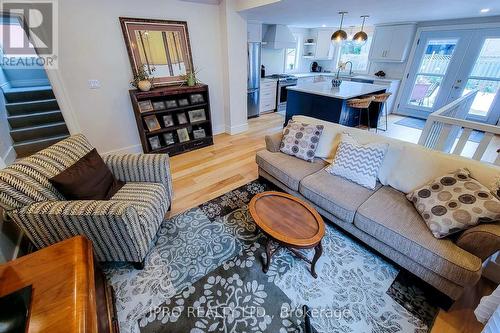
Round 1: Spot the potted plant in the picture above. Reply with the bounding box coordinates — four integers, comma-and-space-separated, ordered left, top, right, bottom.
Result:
181, 68, 201, 87
131, 67, 155, 92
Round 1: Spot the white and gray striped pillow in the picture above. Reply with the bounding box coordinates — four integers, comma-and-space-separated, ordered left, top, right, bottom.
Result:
325, 133, 388, 189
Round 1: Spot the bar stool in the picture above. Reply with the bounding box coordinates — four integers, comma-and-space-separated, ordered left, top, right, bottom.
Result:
369, 92, 392, 133
347, 96, 375, 131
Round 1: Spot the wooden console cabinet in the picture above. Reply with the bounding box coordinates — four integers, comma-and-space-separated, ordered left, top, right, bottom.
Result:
130, 84, 214, 156
0, 236, 118, 333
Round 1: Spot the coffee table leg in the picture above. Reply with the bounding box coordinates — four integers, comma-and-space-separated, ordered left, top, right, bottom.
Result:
263, 239, 273, 274
310, 242, 323, 279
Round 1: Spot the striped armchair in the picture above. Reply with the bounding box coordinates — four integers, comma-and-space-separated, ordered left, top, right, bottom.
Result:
0, 134, 173, 268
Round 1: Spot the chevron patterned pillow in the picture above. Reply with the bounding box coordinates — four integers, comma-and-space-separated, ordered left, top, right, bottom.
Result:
325, 133, 388, 190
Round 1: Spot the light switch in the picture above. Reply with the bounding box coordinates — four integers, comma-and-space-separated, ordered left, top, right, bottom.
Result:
88, 79, 101, 89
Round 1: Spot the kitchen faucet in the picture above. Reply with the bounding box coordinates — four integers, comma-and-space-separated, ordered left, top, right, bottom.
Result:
345, 61, 353, 76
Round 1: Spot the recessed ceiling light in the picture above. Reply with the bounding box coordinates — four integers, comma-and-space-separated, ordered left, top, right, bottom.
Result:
322, 24, 326, 27
480, 8, 490, 13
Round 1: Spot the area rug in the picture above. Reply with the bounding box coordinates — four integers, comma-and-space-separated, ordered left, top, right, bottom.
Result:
104, 180, 439, 333
395, 116, 484, 143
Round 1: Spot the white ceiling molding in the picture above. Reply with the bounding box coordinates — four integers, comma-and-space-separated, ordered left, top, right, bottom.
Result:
239, 0, 500, 27
235, 0, 282, 12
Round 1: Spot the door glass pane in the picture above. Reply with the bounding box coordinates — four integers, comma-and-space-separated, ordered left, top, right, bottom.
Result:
410, 75, 442, 107
463, 80, 500, 116
465, 38, 500, 118
470, 38, 500, 77
418, 40, 457, 74
408, 39, 458, 108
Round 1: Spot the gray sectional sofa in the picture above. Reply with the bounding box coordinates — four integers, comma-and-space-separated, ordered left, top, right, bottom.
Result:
256, 116, 500, 301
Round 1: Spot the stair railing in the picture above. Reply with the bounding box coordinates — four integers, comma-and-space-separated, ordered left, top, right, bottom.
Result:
418, 90, 500, 165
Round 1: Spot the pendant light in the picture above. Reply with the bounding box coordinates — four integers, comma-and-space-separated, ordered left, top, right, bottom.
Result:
331, 11, 348, 43
353, 15, 369, 45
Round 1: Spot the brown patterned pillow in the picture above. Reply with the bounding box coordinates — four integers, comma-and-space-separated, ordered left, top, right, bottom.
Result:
280, 120, 324, 162
407, 168, 500, 238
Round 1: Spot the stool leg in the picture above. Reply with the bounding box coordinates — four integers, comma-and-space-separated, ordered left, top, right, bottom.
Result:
385, 102, 388, 131
358, 108, 362, 128
367, 107, 371, 132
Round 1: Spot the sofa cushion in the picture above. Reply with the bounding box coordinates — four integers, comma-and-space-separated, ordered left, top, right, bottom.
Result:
407, 168, 500, 238
256, 150, 327, 191
111, 182, 169, 241
354, 186, 482, 286
280, 120, 324, 162
325, 133, 388, 190
387, 144, 500, 194
300, 170, 381, 223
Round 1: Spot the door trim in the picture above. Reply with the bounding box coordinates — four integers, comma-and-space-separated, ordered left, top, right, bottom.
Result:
393, 21, 500, 118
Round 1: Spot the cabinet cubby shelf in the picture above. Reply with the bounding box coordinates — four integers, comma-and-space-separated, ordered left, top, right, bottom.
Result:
140, 103, 208, 117
145, 120, 210, 136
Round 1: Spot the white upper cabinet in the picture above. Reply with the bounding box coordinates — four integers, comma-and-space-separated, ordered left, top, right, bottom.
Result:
247, 23, 262, 42
314, 29, 335, 60
369, 24, 416, 62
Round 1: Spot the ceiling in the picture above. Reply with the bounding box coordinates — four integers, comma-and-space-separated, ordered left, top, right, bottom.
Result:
241, 0, 500, 28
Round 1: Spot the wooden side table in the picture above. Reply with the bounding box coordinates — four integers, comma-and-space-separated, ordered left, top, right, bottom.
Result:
249, 191, 325, 278
0, 236, 118, 333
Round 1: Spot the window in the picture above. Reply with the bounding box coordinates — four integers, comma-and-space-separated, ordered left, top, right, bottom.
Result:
284, 33, 300, 72
338, 36, 372, 72
285, 48, 297, 71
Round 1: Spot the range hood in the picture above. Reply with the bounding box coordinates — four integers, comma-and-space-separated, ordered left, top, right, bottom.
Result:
263, 25, 296, 49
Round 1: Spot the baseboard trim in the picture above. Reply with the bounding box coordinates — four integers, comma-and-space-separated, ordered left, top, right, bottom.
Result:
225, 122, 248, 135
102, 144, 142, 156
212, 124, 225, 135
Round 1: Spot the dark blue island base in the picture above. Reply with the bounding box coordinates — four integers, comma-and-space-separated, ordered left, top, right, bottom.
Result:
285, 88, 386, 128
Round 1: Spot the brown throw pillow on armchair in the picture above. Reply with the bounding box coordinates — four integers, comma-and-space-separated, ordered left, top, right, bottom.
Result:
49, 148, 124, 200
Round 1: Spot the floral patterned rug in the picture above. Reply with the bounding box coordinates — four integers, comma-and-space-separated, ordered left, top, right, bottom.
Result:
104, 180, 439, 333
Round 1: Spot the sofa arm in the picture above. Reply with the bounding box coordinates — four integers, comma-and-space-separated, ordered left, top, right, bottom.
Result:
103, 153, 173, 202
11, 200, 151, 262
455, 222, 500, 261
265, 132, 283, 153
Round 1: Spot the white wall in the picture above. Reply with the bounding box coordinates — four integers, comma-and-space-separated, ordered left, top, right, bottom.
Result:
219, 0, 248, 134
48, 0, 229, 154
262, 48, 284, 74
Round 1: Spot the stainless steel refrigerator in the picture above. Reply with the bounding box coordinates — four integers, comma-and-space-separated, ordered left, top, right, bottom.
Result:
247, 42, 261, 118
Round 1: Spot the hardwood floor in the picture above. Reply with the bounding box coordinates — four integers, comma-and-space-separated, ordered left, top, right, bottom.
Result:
168, 112, 284, 216
168, 112, 495, 333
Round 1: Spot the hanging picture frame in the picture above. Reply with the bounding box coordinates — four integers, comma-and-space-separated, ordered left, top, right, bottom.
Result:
120, 17, 194, 86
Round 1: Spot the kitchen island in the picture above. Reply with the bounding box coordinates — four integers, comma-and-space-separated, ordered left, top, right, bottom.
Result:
285, 81, 387, 127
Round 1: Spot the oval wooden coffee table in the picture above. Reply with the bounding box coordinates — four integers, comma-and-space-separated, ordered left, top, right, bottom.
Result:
249, 191, 325, 278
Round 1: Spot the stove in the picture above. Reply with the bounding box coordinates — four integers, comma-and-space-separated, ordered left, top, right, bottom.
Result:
266, 74, 298, 84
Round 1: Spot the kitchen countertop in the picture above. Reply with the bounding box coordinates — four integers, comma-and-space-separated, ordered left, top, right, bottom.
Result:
294, 72, 401, 82
287, 81, 387, 100
261, 78, 278, 83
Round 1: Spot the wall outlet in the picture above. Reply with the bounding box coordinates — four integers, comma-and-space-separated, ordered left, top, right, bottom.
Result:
88, 79, 101, 89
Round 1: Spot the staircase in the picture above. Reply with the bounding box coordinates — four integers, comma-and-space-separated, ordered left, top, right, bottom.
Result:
3, 85, 69, 158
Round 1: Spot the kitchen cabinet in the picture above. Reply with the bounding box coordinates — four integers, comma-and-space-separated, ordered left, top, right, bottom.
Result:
314, 29, 335, 60
260, 79, 277, 113
369, 24, 416, 62
248, 22, 262, 42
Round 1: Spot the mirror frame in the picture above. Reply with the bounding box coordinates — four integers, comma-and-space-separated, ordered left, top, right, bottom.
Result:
119, 17, 194, 86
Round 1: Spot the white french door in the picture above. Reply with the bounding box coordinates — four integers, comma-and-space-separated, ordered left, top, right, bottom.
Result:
398, 27, 500, 125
